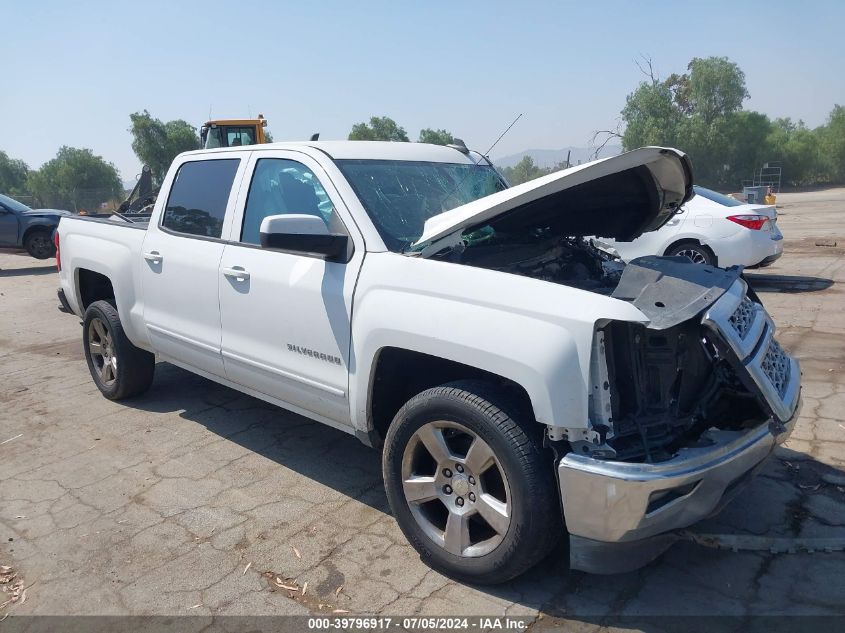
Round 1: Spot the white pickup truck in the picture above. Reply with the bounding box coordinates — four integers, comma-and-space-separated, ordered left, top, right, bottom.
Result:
56, 141, 801, 583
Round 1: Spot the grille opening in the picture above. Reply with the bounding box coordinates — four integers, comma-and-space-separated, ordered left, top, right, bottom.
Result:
601, 320, 768, 463
729, 297, 757, 340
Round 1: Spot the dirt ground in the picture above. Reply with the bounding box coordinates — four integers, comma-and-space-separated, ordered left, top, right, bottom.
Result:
1, 188, 844, 629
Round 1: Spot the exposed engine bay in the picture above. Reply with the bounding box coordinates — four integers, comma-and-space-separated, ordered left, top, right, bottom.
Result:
433, 231, 626, 293
596, 319, 767, 462
435, 233, 773, 464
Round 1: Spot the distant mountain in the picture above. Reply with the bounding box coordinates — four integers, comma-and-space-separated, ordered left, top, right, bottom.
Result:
494, 145, 622, 169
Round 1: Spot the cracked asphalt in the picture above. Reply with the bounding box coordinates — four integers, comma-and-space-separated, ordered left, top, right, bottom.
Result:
1, 188, 844, 629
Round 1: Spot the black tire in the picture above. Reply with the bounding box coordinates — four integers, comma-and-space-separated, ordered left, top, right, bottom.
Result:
665, 241, 716, 266
383, 380, 563, 584
83, 300, 155, 400
24, 230, 55, 259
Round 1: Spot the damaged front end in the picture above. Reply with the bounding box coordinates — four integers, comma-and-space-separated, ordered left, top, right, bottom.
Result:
558, 257, 801, 573
582, 255, 799, 464
411, 146, 801, 571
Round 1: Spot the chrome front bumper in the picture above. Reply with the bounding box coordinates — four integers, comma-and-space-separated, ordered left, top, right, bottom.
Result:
561, 278, 801, 573
560, 408, 798, 539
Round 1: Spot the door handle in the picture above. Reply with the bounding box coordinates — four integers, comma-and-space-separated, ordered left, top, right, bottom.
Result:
143, 251, 163, 264
222, 266, 250, 281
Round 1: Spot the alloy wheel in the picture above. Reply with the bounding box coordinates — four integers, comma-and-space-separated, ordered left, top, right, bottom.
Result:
674, 247, 708, 264
401, 420, 511, 557
88, 317, 117, 386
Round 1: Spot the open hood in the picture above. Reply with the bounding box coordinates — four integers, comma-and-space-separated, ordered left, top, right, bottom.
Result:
415, 147, 693, 248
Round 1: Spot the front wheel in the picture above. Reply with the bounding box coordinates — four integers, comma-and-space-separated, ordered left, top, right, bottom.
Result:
83, 300, 155, 400
383, 381, 562, 584
24, 230, 55, 259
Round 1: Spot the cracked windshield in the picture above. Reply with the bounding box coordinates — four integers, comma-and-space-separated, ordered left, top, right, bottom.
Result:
336, 159, 506, 251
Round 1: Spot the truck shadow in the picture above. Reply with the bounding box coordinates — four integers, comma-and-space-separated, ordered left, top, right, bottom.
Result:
0, 265, 56, 277
745, 273, 833, 293
127, 363, 845, 623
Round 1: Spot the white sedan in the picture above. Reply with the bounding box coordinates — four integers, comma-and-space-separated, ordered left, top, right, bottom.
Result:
605, 185, 783, 268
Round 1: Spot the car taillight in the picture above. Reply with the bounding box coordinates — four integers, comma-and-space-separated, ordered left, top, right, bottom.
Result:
54, 231, 61, 271
727, 214, 768, 230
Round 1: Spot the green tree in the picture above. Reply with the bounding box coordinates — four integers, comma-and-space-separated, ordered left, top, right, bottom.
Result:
501, 156, 552, 185
621, 81, 681, 150
418, 128, 455, 145
621, 56, 757, 188
766, 118, 825, 186
129, 110, 200, 182
685, 57, 749, 124
0, 151, 30, 195
819, 105, 845, 182
27, 146, 123, 211
348, 116, 409, 142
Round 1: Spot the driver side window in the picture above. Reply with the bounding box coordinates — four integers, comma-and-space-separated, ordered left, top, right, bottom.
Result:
240, 159, 337, 245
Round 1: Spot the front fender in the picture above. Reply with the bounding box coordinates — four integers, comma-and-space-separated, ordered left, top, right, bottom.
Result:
349, 253, 648, 433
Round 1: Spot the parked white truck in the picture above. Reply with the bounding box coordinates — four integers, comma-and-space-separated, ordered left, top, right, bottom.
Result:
56, 141, 801, 583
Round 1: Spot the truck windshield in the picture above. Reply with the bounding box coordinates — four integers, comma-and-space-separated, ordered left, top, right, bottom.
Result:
335, 159, 506, 252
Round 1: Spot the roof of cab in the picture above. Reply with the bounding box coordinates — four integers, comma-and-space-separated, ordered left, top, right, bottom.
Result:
181, 140, 480, 164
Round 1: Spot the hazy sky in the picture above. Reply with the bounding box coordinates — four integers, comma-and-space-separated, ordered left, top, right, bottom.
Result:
2, 0, 843, 181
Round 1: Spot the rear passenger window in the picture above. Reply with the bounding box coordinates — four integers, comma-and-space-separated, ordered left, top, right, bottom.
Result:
161, 159, 240, 238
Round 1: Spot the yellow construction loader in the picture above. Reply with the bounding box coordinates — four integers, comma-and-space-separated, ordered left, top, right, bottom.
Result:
200, 115, 269, 149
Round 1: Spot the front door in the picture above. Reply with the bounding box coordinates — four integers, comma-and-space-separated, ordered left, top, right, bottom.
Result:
218, 152, 363, 426
141, 156, 246, 377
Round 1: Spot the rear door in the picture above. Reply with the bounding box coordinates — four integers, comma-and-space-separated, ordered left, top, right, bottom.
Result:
218, 150, 364, 426
140, 154, 248, 377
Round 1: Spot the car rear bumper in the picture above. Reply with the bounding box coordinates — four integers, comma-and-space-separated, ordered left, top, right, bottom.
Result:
560, 406, 799, 573
709, 225, 783, 268
751, 250, 783, 268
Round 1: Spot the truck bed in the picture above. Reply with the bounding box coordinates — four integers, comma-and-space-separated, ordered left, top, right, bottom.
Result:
64, 212, 151, 231
57, 213, 151, 347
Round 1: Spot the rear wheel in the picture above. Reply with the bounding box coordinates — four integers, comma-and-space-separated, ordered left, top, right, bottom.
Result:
83, 300, 155, 400
665, 241, 716, 266
383, 381, 562, 584
24, 230, 55, 259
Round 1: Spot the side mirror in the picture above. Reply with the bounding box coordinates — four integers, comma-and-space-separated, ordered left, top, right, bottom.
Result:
259, 214, 349, 260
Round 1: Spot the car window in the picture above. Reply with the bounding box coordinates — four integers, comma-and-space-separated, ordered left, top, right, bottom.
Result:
226, 127, 255, 147
240, 158, 337, 245
692, 185, 744, 208
161, 159, 240, 238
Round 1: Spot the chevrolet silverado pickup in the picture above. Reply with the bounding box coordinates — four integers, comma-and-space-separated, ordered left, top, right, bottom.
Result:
56, 142, 801, 583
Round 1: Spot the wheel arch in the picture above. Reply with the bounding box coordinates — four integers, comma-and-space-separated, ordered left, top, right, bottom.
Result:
76, 268, 116, 311
365, 347, 535, 448
663, 237, 718, 266
21, 222, 56, 246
